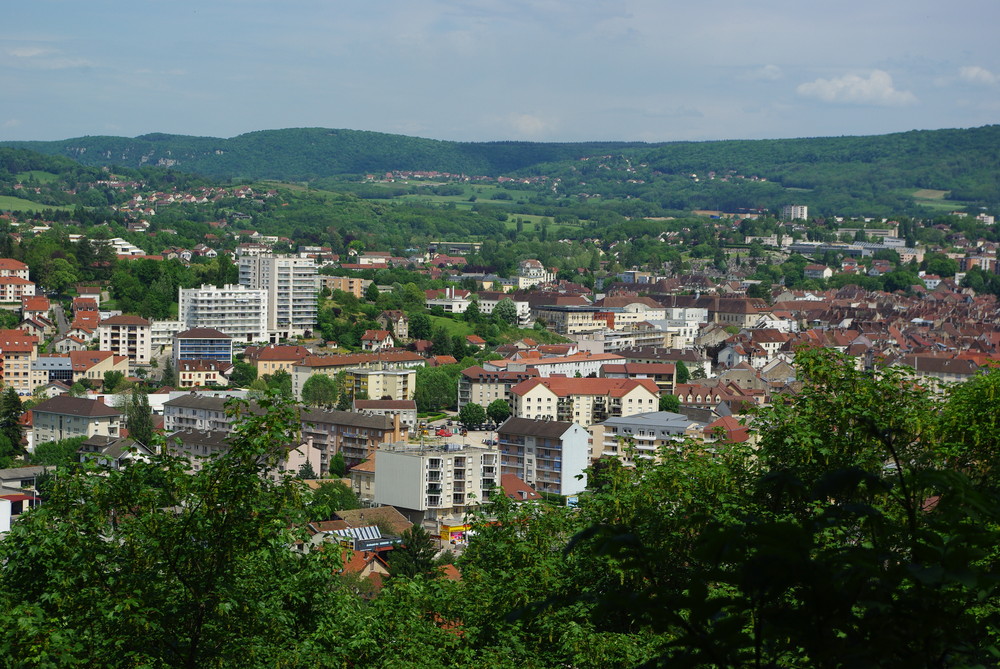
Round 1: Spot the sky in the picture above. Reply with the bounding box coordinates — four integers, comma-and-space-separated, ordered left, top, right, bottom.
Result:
3, 1, 999, 144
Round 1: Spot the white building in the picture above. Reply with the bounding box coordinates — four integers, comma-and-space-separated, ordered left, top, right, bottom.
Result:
178, 284, 268, 343
497, 417, 589, 496
98, 315, 152, 365
517, 259, 554, 289
593, 411, 704, 467
374, 442, 499, 536
781, 205, 808, 221
150, 319, 184, 355
238, 255, 318, 339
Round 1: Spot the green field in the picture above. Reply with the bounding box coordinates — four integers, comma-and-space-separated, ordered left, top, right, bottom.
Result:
15, 170, 60, 184
905, 188, 963, 212
0, 195, 73, 213
428, 315, 475, 337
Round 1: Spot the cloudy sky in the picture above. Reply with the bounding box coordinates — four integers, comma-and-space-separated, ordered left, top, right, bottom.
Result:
3, 1, 998, 143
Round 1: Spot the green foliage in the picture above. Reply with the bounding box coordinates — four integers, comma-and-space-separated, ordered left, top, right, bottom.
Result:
0, 387, 25, 465
674, 360, 690, 385
0, 392, 349, 667
458, 402, 486, 429
414, 365, 462, 413
329, 451, 347, 478
124, 387, 155, 446
229, 361, 258, 388
486, 399, 511, 425
301, 373, 338, 407
658, 393, 681, 412
27, 436, 86, 468
389, 525, 437, 579
306, 480, 360, 521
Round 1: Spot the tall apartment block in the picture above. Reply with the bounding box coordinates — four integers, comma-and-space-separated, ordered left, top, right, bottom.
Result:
238, 255, 318, 340
178, 284, 268, 343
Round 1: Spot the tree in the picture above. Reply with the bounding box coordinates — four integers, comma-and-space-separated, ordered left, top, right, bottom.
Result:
160, 357, 176, 387
658, 394, 681, 412
493, 298, 518, 326
458, 402, 486, 429
306, 480, 360, 520
464, 299, 481, 324
389, 525, 437, 579
0, 392, 349, 667
125, 387, 155, 447
431, 326, 453, 357
408, 311, 431, 341
264, 369, 293, 399
0, 387, 25, 464
329, 451, 347, 478
298, 460, 318, 480
229, 360, 257, 388
674, 360, 690, 385
301, 374, 339, 407
103, 370, 126, 394
28, 436, 86, 468
486, 399, 511, 425
365, 282, 380, 303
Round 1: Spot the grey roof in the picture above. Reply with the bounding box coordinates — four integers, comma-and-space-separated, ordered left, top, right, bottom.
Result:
599, 411, 702, 432
300, 408, 395, 430
32, 396, 121, 418
165, 430, 232, 451
0, 465, 54, 482
162, 394, 266, 416
32, 356, 73, 371
497, 417, 576, 439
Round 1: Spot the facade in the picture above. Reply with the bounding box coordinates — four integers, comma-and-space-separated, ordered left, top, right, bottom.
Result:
0, 277, 36, 303
176, 359, 234, 388
497, 417, 589, 496
150, 319, 184, 355
510, 377, 661, 428
319, 275, 371, 299
517, 259, 555, 289
374, 442, 499, 535
238, 255, 318, 338
599, 362, 676, 393
0, 259, 30, 280
173, 328, 233, 369
594, 411, 704, 466
376, 311, 409, 340
32, 396, 122, 444
162, 394, 253, 433
0, 329, 39, 395
484, 352, 624, 379
457, 366, 540, 411
290, 352, 424, 399
98, 315, 152, 365
353, 399, 418, 433
178, 284, 268, 343
300, 408, 405, 473
244, 344, 310, 377
781, 204, 809, 220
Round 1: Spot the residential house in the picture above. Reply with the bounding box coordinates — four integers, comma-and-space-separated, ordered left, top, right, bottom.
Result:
353, 399, 418, 434
300, 408, 405, 472
361, 330, 395, 352
173, 328, 233, 369
31, 396, 122, 444
457, 366, 540, 411
176, 359, 234, 388
593, 411, 704, 466
510, 377, 661, 428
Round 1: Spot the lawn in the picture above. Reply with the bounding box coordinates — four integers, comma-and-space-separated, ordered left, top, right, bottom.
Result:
15, 170, 60, 184
0, 196, 73, 213
428, 315, 475, 337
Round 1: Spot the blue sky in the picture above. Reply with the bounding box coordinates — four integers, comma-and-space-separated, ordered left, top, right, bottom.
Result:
3, 1, 999, 143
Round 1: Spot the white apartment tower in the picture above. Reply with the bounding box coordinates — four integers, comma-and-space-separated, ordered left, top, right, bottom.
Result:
781, 204, 808, 221
238, 255, 318, 339
178, 284, 268, 343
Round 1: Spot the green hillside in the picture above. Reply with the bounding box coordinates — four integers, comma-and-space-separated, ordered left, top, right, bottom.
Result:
3, 125, 998, 205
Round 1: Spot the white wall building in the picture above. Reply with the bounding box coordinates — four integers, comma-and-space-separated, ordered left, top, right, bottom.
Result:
98, 315, 152, 365
178, 284, 268, 343
238, 255, 318, 339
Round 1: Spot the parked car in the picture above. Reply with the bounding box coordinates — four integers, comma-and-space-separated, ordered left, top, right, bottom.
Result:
436, 428, 453, 437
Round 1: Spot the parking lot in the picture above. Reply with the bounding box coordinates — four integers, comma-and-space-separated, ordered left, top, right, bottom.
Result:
419, 414, 500, 448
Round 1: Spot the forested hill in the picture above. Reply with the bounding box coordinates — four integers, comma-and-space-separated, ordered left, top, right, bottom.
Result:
3, 125, 1000, 201
0, 128, 644, 181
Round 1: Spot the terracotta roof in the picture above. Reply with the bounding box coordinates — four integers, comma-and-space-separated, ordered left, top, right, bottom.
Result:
500, 473, 542, 501
511, 377, 659, 398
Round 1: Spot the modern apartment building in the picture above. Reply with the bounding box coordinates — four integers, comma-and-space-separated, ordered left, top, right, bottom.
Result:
374, 442, 499, 537
497, 417, 589, 496
290, 352, 424, 399
0, 329, 39, 396
178, 284, 268, 343
299, 408, 405, 472
457, 366, 540, 411
239, 255, 318, 338
173, 328, 233, 369
593, 411, 704, 466
98, 315, 152, 365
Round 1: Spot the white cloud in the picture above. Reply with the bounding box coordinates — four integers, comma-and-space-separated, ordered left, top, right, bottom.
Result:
8, 47, 49, 58
959, 65, 998, 85
506, 113, 551, 137
3, 119, 22, 128
796, 70, 916, 106
746, 64, 783, 81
